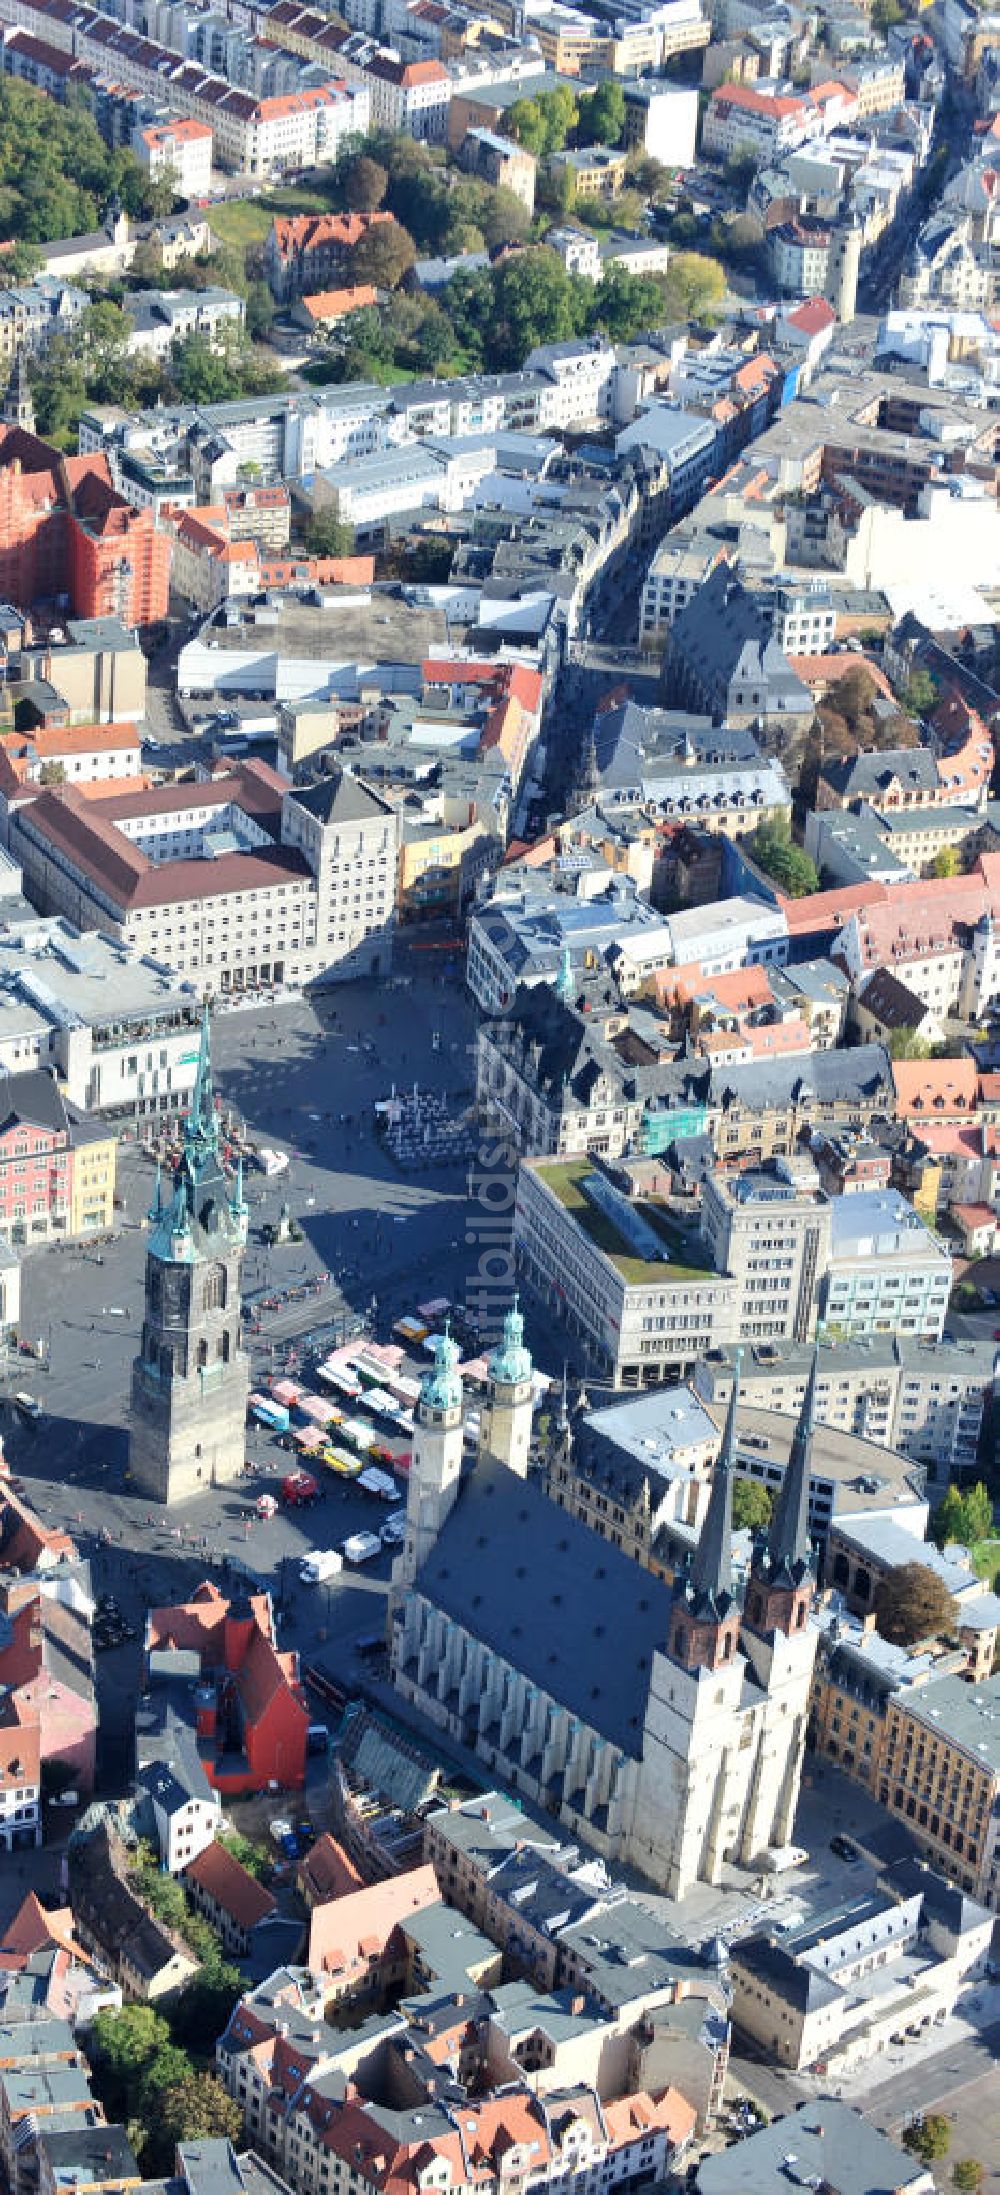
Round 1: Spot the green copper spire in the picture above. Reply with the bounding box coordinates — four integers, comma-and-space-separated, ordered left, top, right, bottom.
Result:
555, 945, 574, 1004
421, 1322, 463, 1413
186, 1004, 218, 1154
489, 1296, 532, 1387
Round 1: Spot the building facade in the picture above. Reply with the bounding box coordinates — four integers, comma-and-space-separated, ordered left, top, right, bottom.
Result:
391, 1323, 818, 1898
129, 1013, 250, 1504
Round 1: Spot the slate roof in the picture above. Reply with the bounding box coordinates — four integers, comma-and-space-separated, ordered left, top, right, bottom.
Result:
291, 772, 391, 826
821, 746, 940, 800
707, 1041, 892, 1113
413, 1455, 671, 1754
696, 2098, 930, 2195
732, 1940, 837, 2019
858, 966, 932, 1030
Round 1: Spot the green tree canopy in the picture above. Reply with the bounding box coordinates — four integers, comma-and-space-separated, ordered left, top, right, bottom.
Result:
490, 246, 588, 368
305, 508, 356, 559
932, 846, 961, 878
158, 2074, 244, 2154
953, 2164, 984, 2194
873, 1564, 958, 1646
346, 217, 416, 289
902, 2116, 951, 2165
902, 667, 938, 717
579, 80, 626, 147
749, 816, 819, 899
932, 1482, 994, 1549
732, 1479, 774, 1533
660, 250, 726, 322
508, 86, 578, 156
589, 265, 666, 341
888, 1029, 931, 1061
344, 154, 389, 212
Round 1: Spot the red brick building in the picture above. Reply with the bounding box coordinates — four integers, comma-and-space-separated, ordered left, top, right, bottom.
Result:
0, 427, 170, 627
146, 1582, 309, 1794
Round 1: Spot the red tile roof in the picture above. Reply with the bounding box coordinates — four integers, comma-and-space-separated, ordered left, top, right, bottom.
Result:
183, 1840, 277, 1930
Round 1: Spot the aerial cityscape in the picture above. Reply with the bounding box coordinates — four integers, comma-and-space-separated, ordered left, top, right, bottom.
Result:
1, 1, 1000, 2193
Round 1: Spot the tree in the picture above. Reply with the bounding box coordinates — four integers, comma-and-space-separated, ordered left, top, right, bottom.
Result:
347, 217, 416, 290
246, 281, 274, 342
748, 816, 819, 899
579, 80, 626, 147
888, 1029, 931, 1061
177, 1960, 243, 2060
902, 2116, 951, 2165
660, 250, 726, 323
220, 1830, 270, 1880
144, 163, 180, 219
873, 1563, 958, 1646
733, 1479, 773, 1532
481, 186, 531, 251
953, 2164, 984, 2193
140, 2044, 192, 2102
0, 238, 42, 286
933, 1482, 994, 1548
305, 508, 356, 559
902, 667, 937, 718
490, 247, 588, 369
589, 265, 667, 342
38, 761, 67, 785
159, 2074, 244, 2153
90, 2005, 171, 2084
932, 845, 961, 878
507, 99, 547, 156
344, 154, 388, 213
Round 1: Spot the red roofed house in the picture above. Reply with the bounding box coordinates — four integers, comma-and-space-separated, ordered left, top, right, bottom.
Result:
146, 1581, 309, 1795
181, 1838, 277, 1955
293, 287, 378, 337
306, 1864, 440, 2001
297, 1830, 364, 1909
264, 212, 391, 303
0, 1892, 121, 2023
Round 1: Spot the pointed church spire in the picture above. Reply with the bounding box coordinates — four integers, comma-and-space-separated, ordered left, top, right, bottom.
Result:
3, 349, 34, 435
187, 1004, 216, 1148
767, 1352, 817, 1585
689, 1354, 739, 1617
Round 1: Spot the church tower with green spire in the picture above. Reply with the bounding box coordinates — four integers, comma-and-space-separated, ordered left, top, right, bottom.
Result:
129, 1008, 250, 1505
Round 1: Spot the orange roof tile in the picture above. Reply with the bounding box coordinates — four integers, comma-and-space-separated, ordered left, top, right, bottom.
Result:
182, 1840, 277, 1929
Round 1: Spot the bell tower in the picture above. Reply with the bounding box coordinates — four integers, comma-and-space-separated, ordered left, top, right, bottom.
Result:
743, 1351, 817, 1644
479, 1298, 533, 1477
394, 1326, 464, 1593
129, 1009, 250, 1506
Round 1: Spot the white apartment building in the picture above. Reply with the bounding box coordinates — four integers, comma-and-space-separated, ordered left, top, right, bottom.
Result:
522, 338, 616, 428
124, 286, 245, 361
366, 53, 451, 139
700, 1159, 832, 1345
0, 0, 369, 175
821, 1190, 952, 1342
701, 83, 811, 162
640, 536, 721, 644
693, 1337, 996, 1490
134, 116, 214, 198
